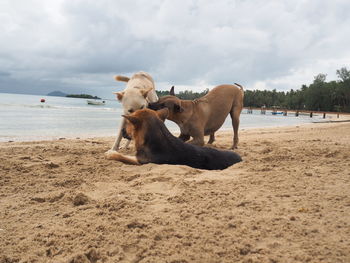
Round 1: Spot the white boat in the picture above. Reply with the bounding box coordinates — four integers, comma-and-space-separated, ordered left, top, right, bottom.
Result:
87, 100, 105, 105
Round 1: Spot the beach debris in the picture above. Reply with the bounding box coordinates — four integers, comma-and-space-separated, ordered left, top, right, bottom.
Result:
31, 197, 46, 203
0, 255, 19, 263
19, 156, 31, 160
68, 248, 101, 263
31, 193, 64, 203
87, 140, 104, 144
239, 244, 252, 255
227, 223, 237, 228
48, 193, 65, 203
68, 254, 90, 263
237, 201, 250, 207
73, 193, 89, 206
45, 162, 59, 169
127, 221, 148, 229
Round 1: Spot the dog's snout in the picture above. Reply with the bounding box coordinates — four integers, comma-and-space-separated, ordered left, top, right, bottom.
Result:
148, 103, 160, 110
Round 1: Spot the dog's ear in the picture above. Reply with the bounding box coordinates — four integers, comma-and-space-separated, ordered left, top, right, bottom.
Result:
140, 87, 153, 98
174, 103, 184, 113
170, 86, 175, 96
156, 108, 169, 121
122, 115, 140, 126
113, 91, 124, 101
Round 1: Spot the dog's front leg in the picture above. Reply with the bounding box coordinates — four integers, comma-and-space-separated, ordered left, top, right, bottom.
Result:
111, 118, 126, 151
105, 150, 140, 165
188, 130, 205, 146
178, 133, 190, 142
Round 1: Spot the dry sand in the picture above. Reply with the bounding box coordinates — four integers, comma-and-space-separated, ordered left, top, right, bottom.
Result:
1, 122, 350, 263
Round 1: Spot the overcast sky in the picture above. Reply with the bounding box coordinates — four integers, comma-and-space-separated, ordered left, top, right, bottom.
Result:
0, 0, 349, 98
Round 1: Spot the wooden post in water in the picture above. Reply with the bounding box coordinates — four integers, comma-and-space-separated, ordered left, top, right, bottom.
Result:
323, 113, 326, 119
310, 112, 313, 118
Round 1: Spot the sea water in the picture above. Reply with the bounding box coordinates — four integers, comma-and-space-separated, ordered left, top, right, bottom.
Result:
0, 93, 327, 142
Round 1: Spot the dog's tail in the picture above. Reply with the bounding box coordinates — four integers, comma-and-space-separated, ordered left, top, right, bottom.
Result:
234, 83, 244, 91
234, 83, 244, 97
115, 75, 130, 82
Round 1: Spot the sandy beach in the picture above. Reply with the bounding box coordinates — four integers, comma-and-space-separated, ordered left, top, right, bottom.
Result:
1, 121, 350, 263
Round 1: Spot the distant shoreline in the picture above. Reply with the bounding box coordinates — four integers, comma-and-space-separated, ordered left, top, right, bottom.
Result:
66, 94, 101, 99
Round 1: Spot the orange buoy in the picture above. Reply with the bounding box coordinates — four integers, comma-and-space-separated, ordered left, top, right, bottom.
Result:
40, 98, 45, 103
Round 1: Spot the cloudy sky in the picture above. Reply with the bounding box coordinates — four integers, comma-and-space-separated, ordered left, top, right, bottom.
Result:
1, 0, 349, 98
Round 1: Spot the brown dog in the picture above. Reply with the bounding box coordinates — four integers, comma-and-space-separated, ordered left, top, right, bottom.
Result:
105, 108, 242, 170
149, 84, 244, 149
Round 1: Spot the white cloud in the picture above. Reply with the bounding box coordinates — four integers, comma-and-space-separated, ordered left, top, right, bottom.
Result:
0, 0, 349, 98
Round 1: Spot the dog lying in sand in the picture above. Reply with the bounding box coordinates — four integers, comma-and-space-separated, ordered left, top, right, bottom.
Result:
105, 108, 242, 170
111, 71, 158, 150
149, 84, 244, 149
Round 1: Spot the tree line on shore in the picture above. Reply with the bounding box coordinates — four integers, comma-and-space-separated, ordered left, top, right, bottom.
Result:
244, 67, 350, 112
66, 94, 101, 99
157, 67, 350, 113
156, 88, 209, 100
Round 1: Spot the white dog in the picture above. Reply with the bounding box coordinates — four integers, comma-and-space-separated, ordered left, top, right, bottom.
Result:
111, 71, 158, 150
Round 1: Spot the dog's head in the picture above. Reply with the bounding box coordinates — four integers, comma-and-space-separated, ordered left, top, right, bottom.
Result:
148, 95, 184, 112
113, 87, 153, 114
122, 108, 169, 146
148, 86, 184, 120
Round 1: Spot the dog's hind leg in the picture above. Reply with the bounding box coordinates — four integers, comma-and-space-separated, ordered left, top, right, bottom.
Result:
207, 133, 215, 144
105, 150, 140, 165
123, 139, 131, 149
230, 107, 241, 149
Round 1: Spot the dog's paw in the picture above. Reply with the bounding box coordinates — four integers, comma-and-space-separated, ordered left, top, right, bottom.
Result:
119, 142, 132, 150
119, 146, 131, 150
105, 150, 118, 159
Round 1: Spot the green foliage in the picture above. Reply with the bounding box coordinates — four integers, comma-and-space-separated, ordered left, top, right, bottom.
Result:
336, 67, 350, 81
66, 94, 101, 99
243, 68, 350, 112
313, 73, 327, 83
156, 89, 209, 100
156, 68, 350, 112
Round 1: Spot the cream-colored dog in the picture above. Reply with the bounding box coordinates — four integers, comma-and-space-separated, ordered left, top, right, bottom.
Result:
111, 71, 158, 150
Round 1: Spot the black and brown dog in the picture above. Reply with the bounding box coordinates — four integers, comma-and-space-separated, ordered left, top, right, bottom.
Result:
105, 108, 242, 170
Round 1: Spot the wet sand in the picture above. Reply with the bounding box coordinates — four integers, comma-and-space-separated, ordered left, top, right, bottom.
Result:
1, 122, 350, 263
